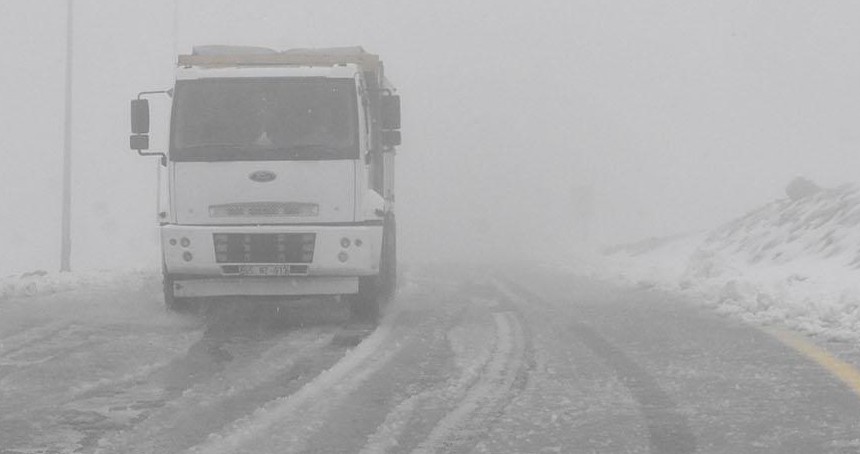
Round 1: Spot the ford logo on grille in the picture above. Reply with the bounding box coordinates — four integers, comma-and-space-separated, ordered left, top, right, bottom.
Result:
249, 170, 277, 183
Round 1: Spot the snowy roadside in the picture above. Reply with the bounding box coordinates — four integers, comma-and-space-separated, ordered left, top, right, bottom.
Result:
0, 268, 158, 301
594, 184, 860, 342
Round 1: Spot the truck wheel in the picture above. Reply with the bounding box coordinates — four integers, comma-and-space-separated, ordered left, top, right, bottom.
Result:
163, 275, 192, 313
350, 277, 380, 322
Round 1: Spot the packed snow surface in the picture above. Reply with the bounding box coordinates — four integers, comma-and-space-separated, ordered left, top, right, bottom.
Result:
599, 184, 860, 341
0, 268, 156, 301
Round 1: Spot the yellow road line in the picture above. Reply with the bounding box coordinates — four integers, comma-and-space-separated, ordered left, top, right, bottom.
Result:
764, 326, 860, 398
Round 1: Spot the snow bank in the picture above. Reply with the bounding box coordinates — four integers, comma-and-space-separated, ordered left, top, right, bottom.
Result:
601, 184, 860, 341
0, 268, 157, 301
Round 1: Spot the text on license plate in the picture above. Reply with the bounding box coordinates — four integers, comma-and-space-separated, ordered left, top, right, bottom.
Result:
238, 265, 289, 276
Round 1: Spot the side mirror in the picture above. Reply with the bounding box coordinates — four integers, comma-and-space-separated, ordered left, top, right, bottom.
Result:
130, 99, 150, 151
131, 99, 150, 134
129, 135, 150, 150
129, 90, 171, 162
382, 130, 401, 148
381, 95, 400, 130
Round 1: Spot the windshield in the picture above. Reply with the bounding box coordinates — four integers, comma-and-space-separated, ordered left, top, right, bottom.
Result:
171, 78, 359, 162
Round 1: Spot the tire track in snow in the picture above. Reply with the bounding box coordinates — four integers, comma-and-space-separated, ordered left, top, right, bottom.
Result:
351, 277, 531, 454
408, 309, 526, 454
499, 277, 697, 454
95, 328, 337, 454
184, 308, 407, 454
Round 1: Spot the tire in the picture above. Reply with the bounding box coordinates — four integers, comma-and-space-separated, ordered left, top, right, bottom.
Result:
350, 276, 381, 322
163, 274, 192, 313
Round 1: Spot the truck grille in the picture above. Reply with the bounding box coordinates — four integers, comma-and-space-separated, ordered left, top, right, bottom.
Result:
213, 233, 315, 263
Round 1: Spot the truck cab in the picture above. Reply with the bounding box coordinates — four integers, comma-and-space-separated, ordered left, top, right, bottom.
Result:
130, 46, 400, 319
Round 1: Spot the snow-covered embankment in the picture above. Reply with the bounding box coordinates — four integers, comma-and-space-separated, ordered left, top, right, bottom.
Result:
603, 183, 860, 341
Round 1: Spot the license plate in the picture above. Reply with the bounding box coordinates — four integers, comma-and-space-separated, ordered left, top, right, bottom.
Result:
238, 265, 289, 276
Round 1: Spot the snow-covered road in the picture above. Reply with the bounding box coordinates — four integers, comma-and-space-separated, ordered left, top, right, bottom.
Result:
2, 264, 860, 453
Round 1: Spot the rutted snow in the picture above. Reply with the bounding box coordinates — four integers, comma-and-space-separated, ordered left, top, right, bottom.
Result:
413, 311, 525, 454
96, 329, 336, 454
0, 268, 203, 454
598, 184, 860, 341
359, 310, 497, 454
186, 305, 405, 454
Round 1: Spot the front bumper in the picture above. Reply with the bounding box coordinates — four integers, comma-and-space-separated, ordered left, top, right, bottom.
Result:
172, 276, 359, 298
161, 224, 383, 279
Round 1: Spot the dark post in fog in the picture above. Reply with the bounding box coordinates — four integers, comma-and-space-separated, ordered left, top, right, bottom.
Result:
60, 0, 73, 272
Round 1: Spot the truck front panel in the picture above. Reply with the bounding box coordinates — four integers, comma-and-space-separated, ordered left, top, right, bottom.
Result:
161, 224, 383, 279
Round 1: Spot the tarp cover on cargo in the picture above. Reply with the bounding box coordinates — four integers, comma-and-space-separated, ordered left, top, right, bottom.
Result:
180, 46, 381, 74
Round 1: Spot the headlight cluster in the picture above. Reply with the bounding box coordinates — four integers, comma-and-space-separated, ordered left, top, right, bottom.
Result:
338, 236, 365, 263
167, 237, 194, 261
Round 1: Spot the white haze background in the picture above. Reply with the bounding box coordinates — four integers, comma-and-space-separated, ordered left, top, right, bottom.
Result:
1, 0, 859, 276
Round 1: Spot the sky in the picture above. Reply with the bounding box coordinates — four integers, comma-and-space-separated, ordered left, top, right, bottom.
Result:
1, 0, 859, 275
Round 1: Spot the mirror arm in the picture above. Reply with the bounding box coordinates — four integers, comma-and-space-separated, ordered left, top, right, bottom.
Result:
136, 150, 167, 166
137, 89, 172, 100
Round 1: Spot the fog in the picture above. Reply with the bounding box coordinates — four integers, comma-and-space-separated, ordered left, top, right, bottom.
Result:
2, 0, 860, 275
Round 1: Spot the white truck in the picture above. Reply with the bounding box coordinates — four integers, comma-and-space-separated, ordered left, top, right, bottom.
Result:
129, 46, 400, 319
